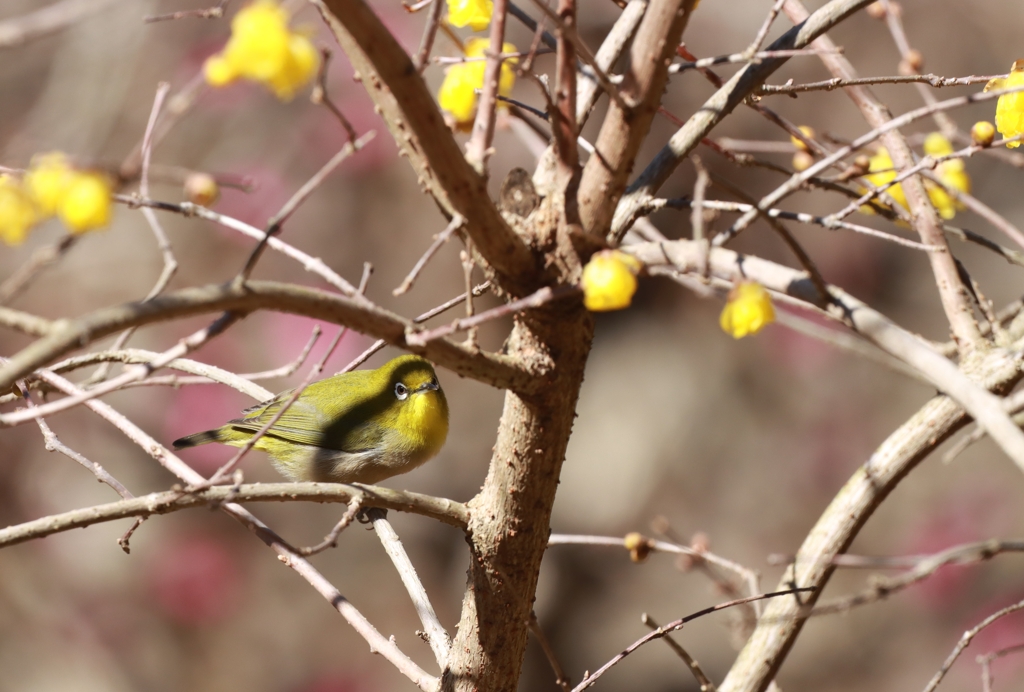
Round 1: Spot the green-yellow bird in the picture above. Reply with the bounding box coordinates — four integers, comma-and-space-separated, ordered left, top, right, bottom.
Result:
173, 354, 449, 484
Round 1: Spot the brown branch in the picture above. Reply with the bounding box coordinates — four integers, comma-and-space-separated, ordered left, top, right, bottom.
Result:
571, 589, 815, 692
577, 0, 695, 235
778, 0, 981, 349
0, 281, 537, 395
609, 0, 878, 241
757, 72, 997, 96
0, 481, 468, 548
0, 235, 78, 304
312, 0, 543, 298
626, 239, 1024, 474
466, 0, 510, 172
641, 613, 716, 692
406, 285, 578, 346
412, 0, 444, 72
0, 306, 54, 337
530, 613, 572, 691
922, 598, 1024, 692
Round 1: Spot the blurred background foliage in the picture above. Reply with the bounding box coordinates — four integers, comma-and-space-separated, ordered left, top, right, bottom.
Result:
1, 0, 1024, 690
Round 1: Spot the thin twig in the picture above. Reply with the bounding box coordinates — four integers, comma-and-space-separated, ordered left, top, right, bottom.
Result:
412, 0, 444, 73
237, 131, 376, 283
641, 613, 716, 692
297, 494, 365, 555
922, 598, 1024, 692
394, 214, 465, 296
195, 264, 372, 488
406, 285, 577, 346
1, 313, 241, 426
570, 589, 814, 692
116, 196, 360, 296
366, 507, 451, 668
144, 0, 229, 22
757, 72, 997, 96
530, 613, 571, 691
465, 0, 509, 172
0, 235, 78, 305
310, 49, 359, 141
669, 47, 841, 73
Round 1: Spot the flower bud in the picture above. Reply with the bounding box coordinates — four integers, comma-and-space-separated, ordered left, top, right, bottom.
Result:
971, 121, 996, 147
184, 172, 220, 207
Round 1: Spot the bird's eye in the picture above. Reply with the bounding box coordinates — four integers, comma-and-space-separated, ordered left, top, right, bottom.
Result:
394, 383, 409, 400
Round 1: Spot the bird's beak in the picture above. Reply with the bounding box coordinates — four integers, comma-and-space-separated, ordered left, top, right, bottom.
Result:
416, 380, 439, 393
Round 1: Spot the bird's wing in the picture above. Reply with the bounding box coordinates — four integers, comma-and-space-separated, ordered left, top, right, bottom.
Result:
229, 374, 384, 451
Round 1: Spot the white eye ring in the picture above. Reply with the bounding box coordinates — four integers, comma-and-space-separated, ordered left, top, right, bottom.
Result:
394, 383, 409, 400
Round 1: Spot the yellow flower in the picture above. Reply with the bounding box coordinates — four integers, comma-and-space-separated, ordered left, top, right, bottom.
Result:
446, 0, 493, 30
0, 175, 39, 246
864, 135, 969, 220
923, 133, 969, 219
204, 53, 237, 87
24, 152, 74, 217
581, 250, 641, 312
865, 146, 907, 209
224, 0, 291, 81
986, 60, 1024, 148
790, 125, 815, 153
58, 172, 112, 234
266, 33, 320, 100
720, 281, 775, 339
438, 38, 517, 124
204, 0, 319, 101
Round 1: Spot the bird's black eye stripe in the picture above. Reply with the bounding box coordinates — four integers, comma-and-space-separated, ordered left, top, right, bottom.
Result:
395, 382, 409, 400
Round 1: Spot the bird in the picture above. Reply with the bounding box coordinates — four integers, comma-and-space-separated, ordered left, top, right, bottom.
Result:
173, 354, 449, 484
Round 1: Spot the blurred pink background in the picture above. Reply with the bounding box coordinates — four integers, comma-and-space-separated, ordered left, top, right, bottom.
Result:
1, 0, 1023, 690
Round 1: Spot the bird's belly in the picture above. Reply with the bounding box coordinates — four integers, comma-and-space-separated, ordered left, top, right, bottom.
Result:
266, 443, 428, 484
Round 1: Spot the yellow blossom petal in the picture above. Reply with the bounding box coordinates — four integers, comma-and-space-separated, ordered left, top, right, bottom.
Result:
923, 132, 954, 157
0, 175, 39, 246
865, 147, 906, 209
58, 172, 112, 234
223, 0, 291, 82
438, 38, 518, 124
24, 152, 73, 217
720, 282, 775, 339
446, 0, 493, 30
267, 33, 320, 100
204, 52, 238, 87
581, 251, 641, 312
991, 61, 1024, 148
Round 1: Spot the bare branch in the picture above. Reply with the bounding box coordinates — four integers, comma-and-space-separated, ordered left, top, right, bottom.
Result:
572, 589, 814, 692
641, 613, 716, 692
367, 508, 452, 668
313, 0, 543, 298
922, 598, 1024, 692
577, 0, 695, 235
609, 0, 883, 241
626, 239, 1024, 474
0, 280, 537, 395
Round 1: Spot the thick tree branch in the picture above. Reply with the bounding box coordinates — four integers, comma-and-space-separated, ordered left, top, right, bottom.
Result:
577, 0, 694, 235
313, 0, 543, 298
0, 281, 538, 396
609, 0, 876, 241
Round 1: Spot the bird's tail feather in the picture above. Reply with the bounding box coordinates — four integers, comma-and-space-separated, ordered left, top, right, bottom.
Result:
172, 429, 224, 449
